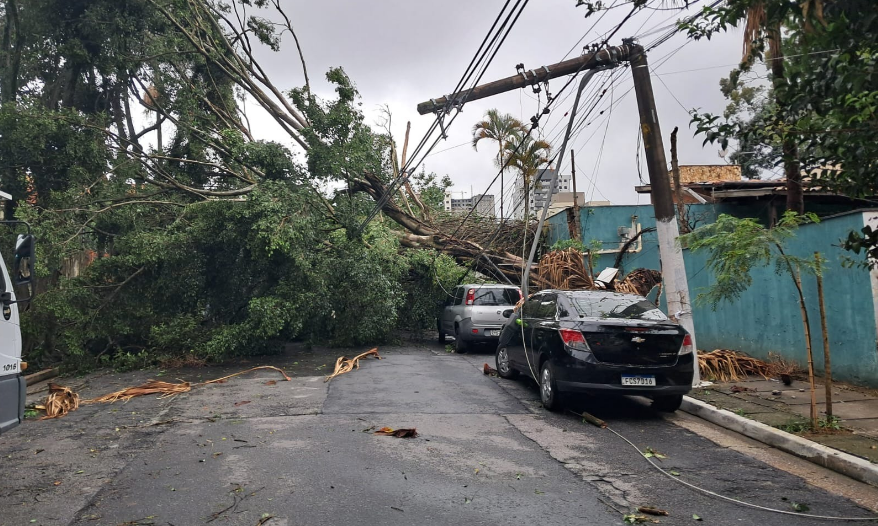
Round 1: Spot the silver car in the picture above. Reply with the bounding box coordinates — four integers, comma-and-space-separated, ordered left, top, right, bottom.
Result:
438, 284, 522, 353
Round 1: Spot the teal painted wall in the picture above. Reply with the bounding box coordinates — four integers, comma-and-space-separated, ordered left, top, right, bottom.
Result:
547, 206, 878, 387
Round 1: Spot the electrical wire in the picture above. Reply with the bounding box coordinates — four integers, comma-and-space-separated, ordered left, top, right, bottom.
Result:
606, 425, 878, 521
358, 0, 529, 233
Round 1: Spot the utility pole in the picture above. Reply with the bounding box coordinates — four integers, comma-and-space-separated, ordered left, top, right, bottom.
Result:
570, 149, 581, 242
670, 127, 687, 233
627, 40, 700, 386
417, 40, 700, 386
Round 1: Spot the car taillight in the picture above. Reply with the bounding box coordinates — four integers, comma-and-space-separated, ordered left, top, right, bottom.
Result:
517, 289, 523, 301
465, 288, 475, 305
679, 334, 694, 355
559, 328, 589, 352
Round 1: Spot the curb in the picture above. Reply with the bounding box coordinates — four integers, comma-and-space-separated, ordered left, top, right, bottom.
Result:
681, 396, 878, 487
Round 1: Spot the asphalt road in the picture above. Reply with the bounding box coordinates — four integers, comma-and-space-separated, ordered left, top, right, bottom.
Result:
1, 342, 876, 525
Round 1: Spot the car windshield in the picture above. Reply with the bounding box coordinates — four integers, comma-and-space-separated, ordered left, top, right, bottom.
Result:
570, 295, 667, 321
472, 288, 520, 306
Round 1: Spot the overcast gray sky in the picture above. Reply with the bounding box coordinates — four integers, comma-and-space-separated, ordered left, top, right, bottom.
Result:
243, 0, 755, 209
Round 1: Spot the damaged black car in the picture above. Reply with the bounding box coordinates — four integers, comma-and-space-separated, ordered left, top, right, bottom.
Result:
494, 290, 694, 412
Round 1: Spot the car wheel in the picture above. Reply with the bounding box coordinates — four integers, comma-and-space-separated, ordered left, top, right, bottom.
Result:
539, 360, 562, 412
495, 347, 518, 379
652, 394, 683, 412
454, 329, 468, 354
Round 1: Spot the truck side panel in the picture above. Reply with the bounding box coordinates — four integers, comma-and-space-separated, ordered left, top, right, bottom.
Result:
0, 374, 25, 433
0, 249, 23, 436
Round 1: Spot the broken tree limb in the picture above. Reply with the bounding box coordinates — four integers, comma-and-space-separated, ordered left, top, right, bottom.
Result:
324, 348, 382, 383
25, 367, 60, 386
581, 411, 607, 429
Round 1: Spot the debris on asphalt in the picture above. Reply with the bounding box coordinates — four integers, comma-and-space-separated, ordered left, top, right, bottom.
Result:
637, 506, 669, 516
234, 400, 251, 406
772, 390, 782, 396
692, 514, 703, 521
730, 385, 755, 393
324, 348, 381, 383
88, 379, 192, 403
86, 366, 291, 404
580, 411, 607, 428
36, 383, 80, 419
622, 513, 658, 524
483, 363, 498, 376
642, 447, 666, 459
373, 426, 418, 438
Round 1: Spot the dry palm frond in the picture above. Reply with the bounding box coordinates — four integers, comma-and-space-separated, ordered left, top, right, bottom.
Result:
766, 351, 803, 378
86, 380, 192, 403
614, 268, 662, 297
87, 365, 292, 404
324, 348, 381, 383
203, 365, 292, 384
38, 383, 80, 419
698, 349, 774, 383
534, 247, 594, 290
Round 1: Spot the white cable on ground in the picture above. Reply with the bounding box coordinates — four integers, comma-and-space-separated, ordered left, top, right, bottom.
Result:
605, 425, 878, 521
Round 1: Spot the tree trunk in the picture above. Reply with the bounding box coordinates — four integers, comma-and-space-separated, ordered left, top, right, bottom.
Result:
793, 268, 818, 431
768, 28, 804, 214
815, 252, 833, 418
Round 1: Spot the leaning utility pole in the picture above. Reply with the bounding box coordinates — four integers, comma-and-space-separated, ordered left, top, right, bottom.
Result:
626, 39, 700, 385
417, 40, 700, 386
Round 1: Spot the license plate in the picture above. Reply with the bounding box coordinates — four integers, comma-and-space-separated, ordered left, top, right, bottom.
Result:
487, 330, 501, 337
621, 375, 656, 387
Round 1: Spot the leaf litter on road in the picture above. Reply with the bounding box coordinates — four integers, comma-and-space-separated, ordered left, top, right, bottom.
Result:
373, 427, 418, 438
642, 447, 667, 459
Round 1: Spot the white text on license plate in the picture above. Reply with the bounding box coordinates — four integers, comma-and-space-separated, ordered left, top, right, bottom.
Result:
487, 330, 501, 337
621, 375, 656, 387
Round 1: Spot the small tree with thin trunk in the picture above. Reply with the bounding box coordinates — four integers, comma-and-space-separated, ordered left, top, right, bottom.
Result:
682, 211, 822, 430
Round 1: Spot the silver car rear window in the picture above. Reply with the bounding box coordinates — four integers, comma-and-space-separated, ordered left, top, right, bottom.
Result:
472, 288, 520, 306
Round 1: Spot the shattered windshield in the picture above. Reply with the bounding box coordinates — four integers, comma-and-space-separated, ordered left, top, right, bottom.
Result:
570, 295, 667, 321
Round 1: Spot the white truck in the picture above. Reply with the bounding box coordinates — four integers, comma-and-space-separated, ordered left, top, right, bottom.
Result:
0, 190, 36, 436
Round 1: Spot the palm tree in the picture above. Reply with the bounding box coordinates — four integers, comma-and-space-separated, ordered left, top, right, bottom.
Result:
504, 134, 551, 220
741, 2, 803, 214
472, 110, 526, 218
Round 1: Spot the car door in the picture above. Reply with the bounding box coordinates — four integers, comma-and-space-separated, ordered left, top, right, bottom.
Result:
526, 293, 559, 369
440, 288, 457, 332
508, 294, 544, 376
443, 286, 464, 332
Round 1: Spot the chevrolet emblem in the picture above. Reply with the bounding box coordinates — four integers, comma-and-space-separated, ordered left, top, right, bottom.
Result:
631, 336, 646, 344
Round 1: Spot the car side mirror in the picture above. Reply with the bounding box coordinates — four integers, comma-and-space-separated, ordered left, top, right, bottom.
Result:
0, 291, 11, 306
13, 234, 35, 286
502, 309, 514, 319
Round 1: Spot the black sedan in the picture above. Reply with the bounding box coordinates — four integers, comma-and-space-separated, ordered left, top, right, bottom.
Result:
494, 289, 694, 412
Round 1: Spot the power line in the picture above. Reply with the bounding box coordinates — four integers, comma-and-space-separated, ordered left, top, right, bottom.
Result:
357, 0, 530, 234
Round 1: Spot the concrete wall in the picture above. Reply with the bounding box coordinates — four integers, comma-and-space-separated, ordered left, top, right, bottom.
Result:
547, 205, 878, 387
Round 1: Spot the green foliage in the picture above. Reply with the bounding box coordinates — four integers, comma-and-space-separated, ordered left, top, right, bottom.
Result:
682, 0, 878, 262
396, 250, 466, 335
410, 169, 452, 214
681, 211, 819, 309
1, 1, 472, 371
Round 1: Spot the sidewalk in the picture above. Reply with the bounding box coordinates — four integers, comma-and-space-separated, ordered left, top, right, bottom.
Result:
689, 376, 878, 464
